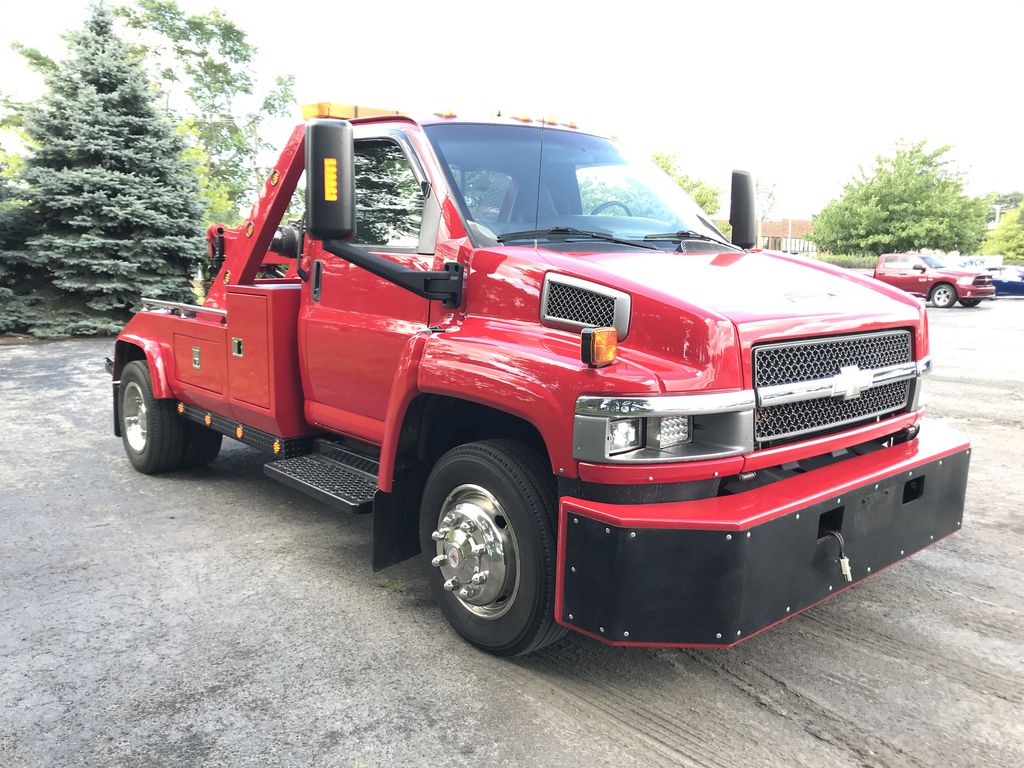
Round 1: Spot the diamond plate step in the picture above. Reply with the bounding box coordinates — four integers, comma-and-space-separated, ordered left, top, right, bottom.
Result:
264, 452, 377, 514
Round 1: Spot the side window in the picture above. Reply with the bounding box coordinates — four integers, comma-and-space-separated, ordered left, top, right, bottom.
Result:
353, 139, 422, 248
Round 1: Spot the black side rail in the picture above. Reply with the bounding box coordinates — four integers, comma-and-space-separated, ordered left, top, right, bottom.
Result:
322, 239, 463, 307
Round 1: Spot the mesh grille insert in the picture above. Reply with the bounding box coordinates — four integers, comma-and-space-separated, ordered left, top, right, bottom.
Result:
544, 282, 615, 327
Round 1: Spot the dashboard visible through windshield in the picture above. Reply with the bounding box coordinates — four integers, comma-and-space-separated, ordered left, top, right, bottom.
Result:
424, 123, 732, 250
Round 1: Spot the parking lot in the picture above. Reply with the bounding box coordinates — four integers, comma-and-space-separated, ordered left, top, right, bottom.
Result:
1, 300, 1022, 768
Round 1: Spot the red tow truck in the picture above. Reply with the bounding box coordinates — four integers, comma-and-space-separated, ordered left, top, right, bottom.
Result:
873, 252, 996, 307
109, 103, 971, 656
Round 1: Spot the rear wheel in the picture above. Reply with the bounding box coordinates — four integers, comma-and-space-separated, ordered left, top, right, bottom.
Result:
419, 439, 566, 656
180, 421, 222, 468
958, 298, 982, 308
119, 360, 186, 474
929, 282, 957, 308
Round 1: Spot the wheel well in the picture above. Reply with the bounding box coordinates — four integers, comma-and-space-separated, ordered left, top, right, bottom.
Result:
397, 395, 551, 475
113, 340, 146, 380
930, 281, 956, 296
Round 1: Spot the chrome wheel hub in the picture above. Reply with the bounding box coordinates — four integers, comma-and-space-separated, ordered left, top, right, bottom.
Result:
934, 286, 953, 304
122, 381, 148, 452
430, 484, 518, 619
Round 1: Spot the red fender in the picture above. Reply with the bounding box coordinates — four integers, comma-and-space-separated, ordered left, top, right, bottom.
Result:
114, 334, 175, 399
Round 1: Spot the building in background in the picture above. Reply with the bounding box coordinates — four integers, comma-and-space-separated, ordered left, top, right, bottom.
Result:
759, 219, 815, 254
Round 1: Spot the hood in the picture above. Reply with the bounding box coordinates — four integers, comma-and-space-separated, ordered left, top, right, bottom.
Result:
933, 267, 982, 279
563, 248, 923, 340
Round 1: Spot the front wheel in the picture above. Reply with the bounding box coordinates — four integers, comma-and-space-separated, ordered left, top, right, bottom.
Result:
959, 298, 982, 308
929, 282, 957, 308
419, 440, 566, 656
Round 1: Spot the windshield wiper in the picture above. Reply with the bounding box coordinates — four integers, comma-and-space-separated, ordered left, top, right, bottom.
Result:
642, 230, 732, 248
497, 227, 659, 251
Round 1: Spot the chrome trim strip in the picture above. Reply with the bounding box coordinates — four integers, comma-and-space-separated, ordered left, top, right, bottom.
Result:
540, 273, 631, 339
756, 361, 919, 407
575, 390, 756, 417
140, 298, 227, 317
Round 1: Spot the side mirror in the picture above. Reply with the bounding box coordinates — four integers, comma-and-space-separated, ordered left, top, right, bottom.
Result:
729, 170, 756, 249
913, 263, 927, 271
305, 119, 356, 241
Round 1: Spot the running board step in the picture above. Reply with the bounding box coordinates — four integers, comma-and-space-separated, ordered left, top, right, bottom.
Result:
264, 452, 377, 514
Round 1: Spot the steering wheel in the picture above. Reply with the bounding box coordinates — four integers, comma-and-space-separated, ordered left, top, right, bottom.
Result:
590, 200, 632, 216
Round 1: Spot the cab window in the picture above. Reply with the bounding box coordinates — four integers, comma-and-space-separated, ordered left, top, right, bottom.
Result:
353, 139, 422, 248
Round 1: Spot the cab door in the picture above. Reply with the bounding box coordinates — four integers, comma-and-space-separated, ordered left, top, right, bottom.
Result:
299, 130, 435, 445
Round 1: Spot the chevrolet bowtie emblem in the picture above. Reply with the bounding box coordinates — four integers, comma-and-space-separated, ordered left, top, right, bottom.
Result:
832, 365, 875, 400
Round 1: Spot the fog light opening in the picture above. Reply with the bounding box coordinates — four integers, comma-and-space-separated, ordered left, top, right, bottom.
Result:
818, 506, 845, 540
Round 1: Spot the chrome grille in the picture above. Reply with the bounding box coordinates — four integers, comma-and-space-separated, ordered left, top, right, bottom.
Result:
973, 275, 992, 286
753, 330, 914, 444
544, 282, 615, 327
753, 330, 912, 387
756, 380, 911, 442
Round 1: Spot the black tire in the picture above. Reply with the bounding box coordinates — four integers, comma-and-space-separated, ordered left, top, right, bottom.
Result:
180, 421, 223, 468
958, 298, 982, 308
419, 439, 567, 656
119, 360, 186, 474
929, 282, 957, 308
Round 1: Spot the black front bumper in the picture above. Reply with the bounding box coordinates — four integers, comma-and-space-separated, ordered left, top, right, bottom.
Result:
557, 422, 970, 647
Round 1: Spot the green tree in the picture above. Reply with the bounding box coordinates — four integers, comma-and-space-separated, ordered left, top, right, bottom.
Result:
0, 147, 34, 333
116, 0, 295, 223
16, 4, 203, 336
651, 150, 721, 215
984, 205, 1024, 260
811, 141, 987, 257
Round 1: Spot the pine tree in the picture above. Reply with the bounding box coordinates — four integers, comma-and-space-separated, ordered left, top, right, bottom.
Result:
18, 3, 203, 336
0, 149, 34, 333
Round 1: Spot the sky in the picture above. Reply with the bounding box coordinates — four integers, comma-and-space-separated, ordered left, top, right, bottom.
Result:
1, 0, 1021, 219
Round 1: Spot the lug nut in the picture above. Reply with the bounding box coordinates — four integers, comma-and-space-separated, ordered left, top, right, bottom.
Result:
470, 571, 489, 585
443, 578, 459, 592
458, 586, 477, 599
431, 527, 451, 541
431, 554, 449, 568
471, 543, 486, 556
459, 521, 477, 533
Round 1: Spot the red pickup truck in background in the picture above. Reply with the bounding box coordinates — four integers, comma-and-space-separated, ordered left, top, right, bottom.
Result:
873, 253, 996, 308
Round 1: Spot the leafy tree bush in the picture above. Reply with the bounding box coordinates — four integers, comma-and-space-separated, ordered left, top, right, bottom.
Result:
985, 205, 1024, 262
811, 142, 987, 257
13, 4, 203, 336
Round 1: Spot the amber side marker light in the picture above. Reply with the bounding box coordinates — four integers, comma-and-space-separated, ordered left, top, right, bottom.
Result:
581, 327, 617, 368
235, 426, 244, 439
323, 157, 338, 201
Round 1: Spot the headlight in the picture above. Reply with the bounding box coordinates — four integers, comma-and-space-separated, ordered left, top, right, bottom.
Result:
957, 276, 974, 286
606, 418, 644, 455
574, 391, 755, 463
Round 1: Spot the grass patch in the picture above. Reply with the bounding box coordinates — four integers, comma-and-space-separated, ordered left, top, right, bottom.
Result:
812, 253, 877, 269
376, 578, 409, 594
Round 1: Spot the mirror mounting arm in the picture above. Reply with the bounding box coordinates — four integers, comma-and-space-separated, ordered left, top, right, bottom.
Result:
321, 239, 463, 307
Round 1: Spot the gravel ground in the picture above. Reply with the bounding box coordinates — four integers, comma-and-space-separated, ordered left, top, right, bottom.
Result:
1, 300, 1022, 768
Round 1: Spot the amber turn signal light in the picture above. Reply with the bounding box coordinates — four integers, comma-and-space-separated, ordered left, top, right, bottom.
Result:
581, 327, 617, 368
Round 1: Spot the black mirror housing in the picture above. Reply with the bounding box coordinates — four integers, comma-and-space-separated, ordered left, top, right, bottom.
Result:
305, 119, 356, 241
729, 170, 756, 249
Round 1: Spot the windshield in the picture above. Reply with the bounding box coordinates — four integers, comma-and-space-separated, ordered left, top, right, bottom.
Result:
423, 123, 730, 248
921, 255, 947, 269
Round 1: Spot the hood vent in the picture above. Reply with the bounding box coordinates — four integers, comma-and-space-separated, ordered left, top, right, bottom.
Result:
540, 274, 631, 338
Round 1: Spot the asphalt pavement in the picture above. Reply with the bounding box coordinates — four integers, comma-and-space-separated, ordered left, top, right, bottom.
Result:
1, 300, 1022, 767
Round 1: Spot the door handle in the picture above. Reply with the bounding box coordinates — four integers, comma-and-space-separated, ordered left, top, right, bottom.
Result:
312, 259, 323, 302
